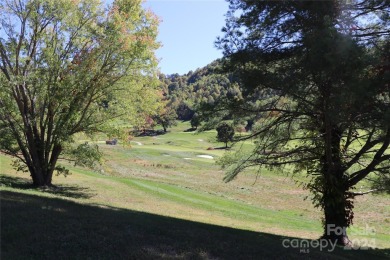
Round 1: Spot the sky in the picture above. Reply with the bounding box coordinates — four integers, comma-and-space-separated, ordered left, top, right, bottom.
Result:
143, 0, 229, 75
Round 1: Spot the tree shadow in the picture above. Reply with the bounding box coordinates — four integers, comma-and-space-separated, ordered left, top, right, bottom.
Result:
132, 129, 167, 137
0, 174, 32, 190
184, 127, 197, 132
206, 146, 231, 151
213, 146, 230, 150
0, 175, 95, 199
1, 190, 389, 259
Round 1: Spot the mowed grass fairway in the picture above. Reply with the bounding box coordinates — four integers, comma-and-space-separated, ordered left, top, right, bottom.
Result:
1, 122, 389, 259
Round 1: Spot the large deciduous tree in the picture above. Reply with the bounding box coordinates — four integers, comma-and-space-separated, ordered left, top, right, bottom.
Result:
0, 0, 160, 186
152, 90, 177, 133
216, 0, 389, 245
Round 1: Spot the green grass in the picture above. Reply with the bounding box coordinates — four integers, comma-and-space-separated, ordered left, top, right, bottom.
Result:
2, 189, 389, 259
1, 121, 389, 259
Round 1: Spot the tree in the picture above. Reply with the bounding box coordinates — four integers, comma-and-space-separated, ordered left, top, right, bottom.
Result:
152, 90, 177, 133
176, 101, 194, 121
216, 0, 389, 245
0, 0, 159, 187
216, 123, 235, 148
153, 107, 177, 133
133, 115, 156, 135
190, 113, 201, 130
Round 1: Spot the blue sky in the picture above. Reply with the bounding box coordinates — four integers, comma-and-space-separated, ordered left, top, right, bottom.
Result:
143, 0, 229, 75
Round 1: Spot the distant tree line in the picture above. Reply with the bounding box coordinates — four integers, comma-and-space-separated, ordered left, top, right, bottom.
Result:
133, 60, 250, 135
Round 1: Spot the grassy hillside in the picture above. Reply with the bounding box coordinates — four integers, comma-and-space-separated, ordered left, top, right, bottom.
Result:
1, 122, 389, 259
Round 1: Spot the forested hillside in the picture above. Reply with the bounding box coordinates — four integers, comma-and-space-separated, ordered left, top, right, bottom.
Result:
157, 60, 242, 122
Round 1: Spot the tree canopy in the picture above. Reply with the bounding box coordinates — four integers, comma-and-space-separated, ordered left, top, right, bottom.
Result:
156, 60, 243, 123
216, 0, 389, 245
0, 0, 160, 186
216, 123, 235, 148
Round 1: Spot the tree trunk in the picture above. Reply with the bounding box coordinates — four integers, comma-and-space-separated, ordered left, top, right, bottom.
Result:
30, 168, 45, 187
29, 145, 62, 187
319, 121, 353, 245
321, 176, 353, 246
31, 170, 54, 187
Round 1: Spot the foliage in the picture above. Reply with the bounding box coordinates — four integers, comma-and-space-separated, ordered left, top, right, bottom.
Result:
132, 115, 156, 134
0, 0, 160, 186
216, 123, 235, 148
190, 113, 201, 129
152, 90, 177, 132
66, 142, 102, 169
157, 60, 243, 122
215, 0, 390, 244
153, 107, 177, 133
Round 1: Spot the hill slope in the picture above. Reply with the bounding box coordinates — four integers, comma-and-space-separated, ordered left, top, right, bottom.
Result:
1, 122, 389, 258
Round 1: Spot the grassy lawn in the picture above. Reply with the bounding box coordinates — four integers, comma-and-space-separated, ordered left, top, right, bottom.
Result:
1, 121, 389, 259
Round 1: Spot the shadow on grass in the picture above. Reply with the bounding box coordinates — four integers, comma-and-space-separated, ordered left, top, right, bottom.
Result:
0, 175, 95, 199
1, 190, 389, 259
184, 127, 197, 132
133, 129, 167, 137
213, 146, 231, 150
